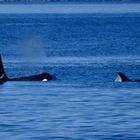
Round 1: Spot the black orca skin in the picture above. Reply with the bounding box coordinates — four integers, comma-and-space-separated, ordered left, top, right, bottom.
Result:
116, 72, 140, 82
0, 55, 55, 84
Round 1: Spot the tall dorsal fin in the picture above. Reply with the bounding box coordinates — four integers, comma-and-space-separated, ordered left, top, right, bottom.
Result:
0, 55, 8, 81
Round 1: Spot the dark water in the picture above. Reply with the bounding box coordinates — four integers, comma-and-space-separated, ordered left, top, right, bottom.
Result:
0, 13, 140, 140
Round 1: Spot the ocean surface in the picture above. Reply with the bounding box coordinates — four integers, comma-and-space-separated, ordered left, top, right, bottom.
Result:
0, 4, 140, 140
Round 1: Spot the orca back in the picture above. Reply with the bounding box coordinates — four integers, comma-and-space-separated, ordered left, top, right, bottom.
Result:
0, 55, 8, 81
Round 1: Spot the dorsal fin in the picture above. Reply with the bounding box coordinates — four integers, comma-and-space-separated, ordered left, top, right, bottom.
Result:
117, 72, 130, 82
0, 55, 8, 81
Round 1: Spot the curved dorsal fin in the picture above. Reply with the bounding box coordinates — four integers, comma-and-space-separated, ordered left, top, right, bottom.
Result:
117, 72, 130, 82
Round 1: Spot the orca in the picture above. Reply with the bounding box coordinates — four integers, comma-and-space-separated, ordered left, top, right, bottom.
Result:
115, 72, 140, 82
0, 55, 54, 84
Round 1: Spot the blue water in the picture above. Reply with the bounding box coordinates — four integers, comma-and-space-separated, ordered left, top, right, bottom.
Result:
0, 12, 140, 140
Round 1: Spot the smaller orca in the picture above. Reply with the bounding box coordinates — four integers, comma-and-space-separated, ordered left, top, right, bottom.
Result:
0, 55, 55, 84
115, 72, 140, 82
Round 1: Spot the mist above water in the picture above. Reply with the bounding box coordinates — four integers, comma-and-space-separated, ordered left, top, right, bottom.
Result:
17, 36, 46, 62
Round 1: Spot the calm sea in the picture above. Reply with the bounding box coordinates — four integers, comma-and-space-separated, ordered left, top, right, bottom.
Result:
0, 4, 140, 140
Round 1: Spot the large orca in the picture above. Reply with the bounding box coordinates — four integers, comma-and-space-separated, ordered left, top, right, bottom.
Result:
115, 72, 140, 82
0, 55, 54, 84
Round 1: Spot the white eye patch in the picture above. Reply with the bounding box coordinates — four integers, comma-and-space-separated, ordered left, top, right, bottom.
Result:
42, 79, 48, 82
